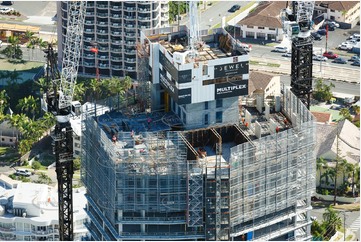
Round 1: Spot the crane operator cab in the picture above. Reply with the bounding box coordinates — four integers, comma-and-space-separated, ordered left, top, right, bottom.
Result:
71, 101, 81, 117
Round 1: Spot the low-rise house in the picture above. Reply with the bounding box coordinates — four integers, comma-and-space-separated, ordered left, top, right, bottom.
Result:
0, 120, 19, 147
314, 1, 360, 28
0, 181, 89, 241
248, 71, 281, 104
236, 1, 287, 41
315, 119, 360, 188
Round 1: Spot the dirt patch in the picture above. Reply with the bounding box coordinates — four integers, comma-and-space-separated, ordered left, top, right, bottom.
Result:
334, 203, 360, 211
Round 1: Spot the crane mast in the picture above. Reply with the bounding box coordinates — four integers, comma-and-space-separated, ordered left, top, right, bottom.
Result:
44, 1, 86, 240
282, 1, 315, 109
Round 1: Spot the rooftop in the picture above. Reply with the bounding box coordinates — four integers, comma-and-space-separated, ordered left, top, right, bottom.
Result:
142, 25, 248, 64
316, 1, 359, 11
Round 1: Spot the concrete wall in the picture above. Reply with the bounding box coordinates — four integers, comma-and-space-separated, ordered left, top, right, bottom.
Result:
228, 2, 259, 26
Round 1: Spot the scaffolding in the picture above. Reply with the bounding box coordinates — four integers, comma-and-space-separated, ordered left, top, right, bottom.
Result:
81, 85, 315, 241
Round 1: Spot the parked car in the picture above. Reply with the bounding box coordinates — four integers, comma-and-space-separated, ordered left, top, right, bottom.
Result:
273, 46, 289, 53
317, 29, 327, 36
228, 4, 240, 12
321, 23, 335, 31
329, 21, 340, 28
0, 6, 12, 13
351, 59, 360, 66
311, 32, 323, 40
15, 169, 31, 177
282, 52, 292, 57
332, 57, 347, 64
313, 54, 327, 61
348, 34, 360, 40
323, 51, 338, 59
349, 55, 360, 62
1, 1, 14, 5
338, 42, 354, 51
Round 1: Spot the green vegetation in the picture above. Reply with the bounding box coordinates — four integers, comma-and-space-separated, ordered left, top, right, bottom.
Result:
339, 108, 353, 121
313, 78, 335, 102
250, 60, 280, 68
312, 205, 342, 240
0, 147, 20, 165
168, 2, 189, 23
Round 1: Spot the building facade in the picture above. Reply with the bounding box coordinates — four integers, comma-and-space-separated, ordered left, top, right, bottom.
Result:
0, 182, 88, 241
82, 25, 316, 241
57, 1, 169, 79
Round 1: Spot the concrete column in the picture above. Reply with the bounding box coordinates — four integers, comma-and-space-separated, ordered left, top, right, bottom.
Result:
265, 103, 270, 120
118, 210, 123, 233
275, 96, 281, 112
255, 121, 261, 138
141, 209, 145, 232
256, 95, 263, 113
269, 119, 277, 134
254, 32, 257, 39
245, 109, 252, 125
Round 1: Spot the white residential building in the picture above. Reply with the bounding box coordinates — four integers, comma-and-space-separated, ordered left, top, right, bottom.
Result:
0, 182, 88, 241
236, 1, 287, 41
314, 1, 360, 28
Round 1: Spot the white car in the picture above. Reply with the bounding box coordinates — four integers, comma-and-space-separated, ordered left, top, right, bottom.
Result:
273, 46, 289, 53
329, 21, 340, 28
0, 7, 13, 13
338, 42, 354, 51
313, 55, 327, 61
15, 169, 31, 177
282, 52, 292, 57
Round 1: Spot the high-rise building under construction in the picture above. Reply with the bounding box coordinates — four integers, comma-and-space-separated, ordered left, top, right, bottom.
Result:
81, 24, 316, 241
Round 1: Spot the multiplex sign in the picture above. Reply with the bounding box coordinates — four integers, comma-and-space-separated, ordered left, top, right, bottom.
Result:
214, 61, 249, 78
215, 79, 248, 99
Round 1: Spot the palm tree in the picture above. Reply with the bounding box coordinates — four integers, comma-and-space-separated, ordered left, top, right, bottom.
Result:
321, 166, 336, 187
40, 112, 55, 131
345, 163, 357, 196
0, 90, 9, 115
7, 35, 22, 60
316, 157, 327, 188
323, 206, 342, 239
16, 95, 39, 120
35, 77, 50, 95
338, 159, 348, 183
73, 82, 86, 102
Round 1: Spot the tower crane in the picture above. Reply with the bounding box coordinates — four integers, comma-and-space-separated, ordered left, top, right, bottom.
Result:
282, 1, 315, 109
43, 1, 86, 240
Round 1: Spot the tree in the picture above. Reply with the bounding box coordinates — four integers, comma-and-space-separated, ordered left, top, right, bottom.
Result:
1, 36, 22, 60
0, 90, 9, 116
321, 166, 336, 187
16, 95, 39, 120
31, 160, 41, 171
313, 79, 335, 102
339, 108, 352, 121
73, 82, 86, 102
316, 157, 327, 188
322, 206, 342, 238
73, 157, 81, 171
168, 2, 189, 23
352, 105, 360, 115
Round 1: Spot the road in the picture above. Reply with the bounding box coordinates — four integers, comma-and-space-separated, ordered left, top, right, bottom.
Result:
280, 76, 360, 96
179, 1, 246, 30
311, 204, 360, 240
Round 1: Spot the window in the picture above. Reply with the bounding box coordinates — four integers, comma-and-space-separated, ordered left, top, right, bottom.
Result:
205, 101, 208, 110
247, 25, 254, 28
269, 28, 276, 30
204, 114, 209, 125
258, 26, 264, 29
216, 111, 222, 123
202, 65, 208, 75
216, 99, 223, 108
1, 138, 4, 141
9, 139, 12, 142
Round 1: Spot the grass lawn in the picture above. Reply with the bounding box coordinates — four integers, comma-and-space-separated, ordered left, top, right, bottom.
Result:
0, 147, 20, 164
250, 60, 281, 68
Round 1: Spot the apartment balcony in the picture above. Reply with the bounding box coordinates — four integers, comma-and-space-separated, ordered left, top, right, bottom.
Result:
124, 24, 135, 29
112, 65, 123, 70
138, 16, 151, 22
98, 46, 109, 51
162, 5, 169, 12
125, 49, 136, 55
97, 29, 109, 35
125, 66, 136, 72
116, 216, 186, 224
138, 8, 150, 13
112, 40, 123, 45
96, 4, 108, 9
83, 62, 95, 67
125, 7, 136, 12
85, 20, 94, 25
111, 5, 122, 11
99, 55, 109, 60
125, 32, 136, 38
97, 21, 108, 26
32, 229, 56, 235
161, 13, 169, 21
112, 48, 122, 53
84, 28, 95, 33
97, 12, 108, 18
111, 56, 122, 61
86, 2, 94, 8
86, 11, 95, 17
99, 63, 109, 69
0, 226, 16, 232
112, 22, 122, 27
84, 37, 94, 43
124, 15, 136, 20
111, 31, 122, 36
125, 58, 136, 63
125, 41, 136, 46
110, 14, 121, 19
83, 53, 95, 59
61, 2, 67, 11
97, 38, 109, 44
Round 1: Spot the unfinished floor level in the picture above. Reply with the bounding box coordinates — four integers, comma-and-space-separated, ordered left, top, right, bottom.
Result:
81, 86, 316, 241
